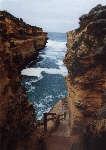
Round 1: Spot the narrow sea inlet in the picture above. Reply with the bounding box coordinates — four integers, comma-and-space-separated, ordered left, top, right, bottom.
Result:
21, 32, 68, 119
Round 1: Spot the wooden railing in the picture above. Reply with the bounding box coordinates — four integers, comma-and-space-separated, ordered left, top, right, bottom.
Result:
44, 113, 56, 131
36, 112, 64, 132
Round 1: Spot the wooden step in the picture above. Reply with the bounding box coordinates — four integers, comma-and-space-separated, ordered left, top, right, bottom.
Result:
44, 136, 72, 150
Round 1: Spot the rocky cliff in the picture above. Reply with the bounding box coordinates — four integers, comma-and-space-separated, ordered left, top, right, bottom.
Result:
0, 11, 47, 150
64, 4, 106, 150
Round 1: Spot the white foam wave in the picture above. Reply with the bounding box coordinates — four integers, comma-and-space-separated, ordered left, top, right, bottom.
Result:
47, 40, 66, 49
39, 40, 66, 60
21, 68, 43, 77
21, 39, 68, 83
56, 59, 68, 75
25, 77, 42, 86
21, 66, 67, 77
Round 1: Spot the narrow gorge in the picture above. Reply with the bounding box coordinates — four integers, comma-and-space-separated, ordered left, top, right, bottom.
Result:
0, 4, 106, 150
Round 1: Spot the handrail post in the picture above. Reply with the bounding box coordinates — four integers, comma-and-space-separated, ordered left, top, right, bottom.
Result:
44, 113, 47, 132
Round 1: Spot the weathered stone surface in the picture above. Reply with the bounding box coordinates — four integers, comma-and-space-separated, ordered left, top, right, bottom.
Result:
0, 11, 47, 150
64, 4, 106, 150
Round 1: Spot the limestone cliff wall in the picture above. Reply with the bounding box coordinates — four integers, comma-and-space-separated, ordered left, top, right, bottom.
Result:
64, 5, 106, 150
0, 11, 47, 150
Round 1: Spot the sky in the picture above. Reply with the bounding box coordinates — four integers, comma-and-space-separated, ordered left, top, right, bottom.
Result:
0, 0, 106, 33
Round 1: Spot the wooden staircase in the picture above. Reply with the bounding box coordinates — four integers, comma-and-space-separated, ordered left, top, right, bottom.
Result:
43, 98, 72, 150
44, 136, 72, 150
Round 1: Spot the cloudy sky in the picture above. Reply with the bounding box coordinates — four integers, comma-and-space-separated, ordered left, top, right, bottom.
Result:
0, 0, 106, 32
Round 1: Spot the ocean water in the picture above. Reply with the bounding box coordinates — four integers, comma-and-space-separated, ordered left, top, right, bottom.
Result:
21, 32, 68, 119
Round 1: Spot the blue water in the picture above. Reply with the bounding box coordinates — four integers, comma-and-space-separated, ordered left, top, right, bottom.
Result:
21, 32, 68, 119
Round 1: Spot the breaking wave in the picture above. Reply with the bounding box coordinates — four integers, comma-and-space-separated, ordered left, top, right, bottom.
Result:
21, 33, 68, 119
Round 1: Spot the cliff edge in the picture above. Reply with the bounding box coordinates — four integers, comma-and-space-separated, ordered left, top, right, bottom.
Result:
0, 11, 47, 150
64, 4, 106, 150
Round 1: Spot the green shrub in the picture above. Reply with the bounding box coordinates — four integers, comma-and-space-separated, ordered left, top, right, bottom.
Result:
84, 36, 94, 48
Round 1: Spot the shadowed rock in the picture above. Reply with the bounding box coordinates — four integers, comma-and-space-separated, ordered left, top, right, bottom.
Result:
64, 4, 106, 150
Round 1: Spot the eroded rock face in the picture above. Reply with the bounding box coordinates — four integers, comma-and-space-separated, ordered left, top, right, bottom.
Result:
64, 4, 106, 150
0, 11, 47, 150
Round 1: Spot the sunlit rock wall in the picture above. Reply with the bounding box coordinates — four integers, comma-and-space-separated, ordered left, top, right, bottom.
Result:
0, 11, 47, 150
